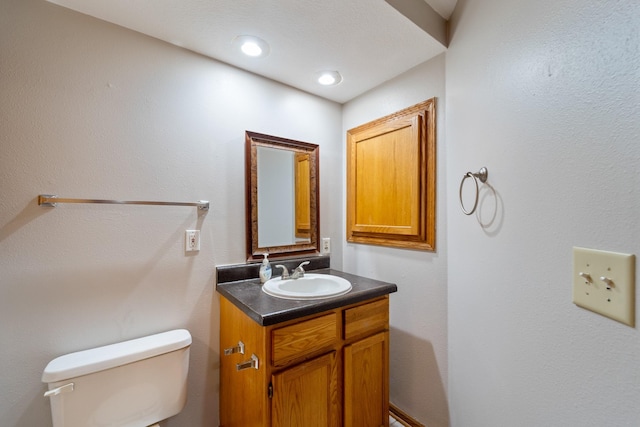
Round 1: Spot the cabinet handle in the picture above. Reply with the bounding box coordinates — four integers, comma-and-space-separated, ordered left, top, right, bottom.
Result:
224, 340, 245, 356
236, 353, 259, 371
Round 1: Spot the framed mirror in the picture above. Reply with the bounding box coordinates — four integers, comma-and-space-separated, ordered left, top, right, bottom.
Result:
245, 131, 320, 261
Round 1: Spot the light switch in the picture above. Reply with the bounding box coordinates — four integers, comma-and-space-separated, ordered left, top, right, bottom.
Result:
572, 247, 635, 326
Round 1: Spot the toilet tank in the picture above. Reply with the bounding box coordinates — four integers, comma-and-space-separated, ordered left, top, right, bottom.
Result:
42, 329, 191, 427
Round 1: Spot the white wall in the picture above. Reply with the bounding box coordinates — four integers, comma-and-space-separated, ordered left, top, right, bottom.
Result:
342, 54, 449, 427
446, 0, 640, 426
0, 1, 342, 426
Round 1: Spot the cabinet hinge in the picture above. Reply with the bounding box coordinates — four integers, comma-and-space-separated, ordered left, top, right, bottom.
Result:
268, 382, 273, 399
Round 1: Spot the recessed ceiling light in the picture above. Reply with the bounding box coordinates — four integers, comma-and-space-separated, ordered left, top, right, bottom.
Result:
232, 35, 270, 58
315, 71, 343, 86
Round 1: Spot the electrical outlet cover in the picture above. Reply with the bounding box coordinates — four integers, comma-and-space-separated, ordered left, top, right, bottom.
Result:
572, 247, 635, 326
185, 230, 200, 252
322, 237, 331, 255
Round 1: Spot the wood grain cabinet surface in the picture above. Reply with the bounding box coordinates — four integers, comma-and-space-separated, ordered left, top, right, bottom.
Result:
220, 296, 390, 427
346, 98, 436, 251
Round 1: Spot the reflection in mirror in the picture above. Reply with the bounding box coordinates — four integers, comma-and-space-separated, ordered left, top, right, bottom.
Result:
294, 153, 311, 240
257, 147, 310, 246
246, 131, 319, 261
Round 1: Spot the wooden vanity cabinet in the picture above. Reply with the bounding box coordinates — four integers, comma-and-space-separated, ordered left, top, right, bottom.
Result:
219, 296, 390, 427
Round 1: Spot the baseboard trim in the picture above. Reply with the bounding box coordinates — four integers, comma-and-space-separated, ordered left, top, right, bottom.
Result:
389, 403, 425, 427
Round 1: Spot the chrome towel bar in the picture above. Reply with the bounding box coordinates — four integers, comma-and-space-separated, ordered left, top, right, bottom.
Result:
38, 195, 209, 211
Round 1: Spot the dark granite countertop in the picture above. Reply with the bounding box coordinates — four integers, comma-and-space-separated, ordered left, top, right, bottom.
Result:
216, 268, 397, 326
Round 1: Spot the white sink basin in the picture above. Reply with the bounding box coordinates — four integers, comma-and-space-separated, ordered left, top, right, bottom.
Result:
262, 274, 352, 300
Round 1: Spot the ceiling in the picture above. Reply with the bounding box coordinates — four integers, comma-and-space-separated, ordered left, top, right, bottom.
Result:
47, 0, 457, 103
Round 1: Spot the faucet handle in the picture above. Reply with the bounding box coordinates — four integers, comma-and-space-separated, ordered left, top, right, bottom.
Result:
295, 261, 310, 272
275, 265, 290, 279
292, 261, 311, 278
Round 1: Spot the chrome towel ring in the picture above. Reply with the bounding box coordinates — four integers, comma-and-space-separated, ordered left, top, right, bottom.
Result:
459, 167, 488, 215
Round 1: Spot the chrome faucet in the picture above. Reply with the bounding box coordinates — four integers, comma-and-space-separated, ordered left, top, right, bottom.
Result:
275, 261, 310, 280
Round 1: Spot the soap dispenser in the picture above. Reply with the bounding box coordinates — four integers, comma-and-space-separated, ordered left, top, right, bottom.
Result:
259, 253, 272, 283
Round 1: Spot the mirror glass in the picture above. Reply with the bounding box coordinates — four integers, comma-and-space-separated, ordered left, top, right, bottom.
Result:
246, 131, 319, 261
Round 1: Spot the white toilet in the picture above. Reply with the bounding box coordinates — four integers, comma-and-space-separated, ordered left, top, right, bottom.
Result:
42, 329, 191, 427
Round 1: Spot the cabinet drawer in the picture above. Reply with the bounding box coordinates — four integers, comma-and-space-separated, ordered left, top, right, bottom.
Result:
344, 298, 389, 340
272, 313, 338, 366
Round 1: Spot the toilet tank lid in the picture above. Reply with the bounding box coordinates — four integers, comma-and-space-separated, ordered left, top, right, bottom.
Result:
42, 329, 191, 383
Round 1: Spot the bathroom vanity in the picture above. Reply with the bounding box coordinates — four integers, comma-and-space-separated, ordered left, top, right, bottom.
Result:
216, 262, 397, 427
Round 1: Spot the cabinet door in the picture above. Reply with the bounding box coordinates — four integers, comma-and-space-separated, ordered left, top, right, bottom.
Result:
346, 98, 436, 251
272, 352, 339, 427
344, 332, 389, 427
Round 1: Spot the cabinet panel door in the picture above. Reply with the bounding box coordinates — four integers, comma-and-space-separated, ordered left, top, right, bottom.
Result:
272, 352, 339, 427
346, 98, 436, 251
344, 332, 389, 427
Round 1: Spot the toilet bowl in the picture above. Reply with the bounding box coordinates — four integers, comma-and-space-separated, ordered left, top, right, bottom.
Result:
42, 329, 191, 427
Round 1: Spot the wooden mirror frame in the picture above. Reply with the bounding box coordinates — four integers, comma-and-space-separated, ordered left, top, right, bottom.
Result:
245, 131, 320, 261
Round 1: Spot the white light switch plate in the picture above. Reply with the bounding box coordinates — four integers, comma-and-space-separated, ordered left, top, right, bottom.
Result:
572, 247, 635, 326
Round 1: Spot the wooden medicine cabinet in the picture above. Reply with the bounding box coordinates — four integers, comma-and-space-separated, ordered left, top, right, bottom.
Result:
346, 98, 436, 251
